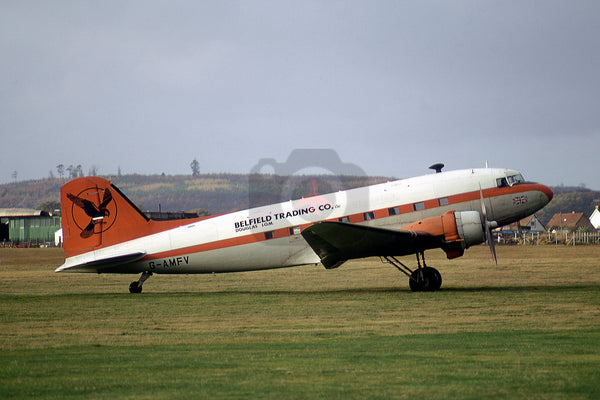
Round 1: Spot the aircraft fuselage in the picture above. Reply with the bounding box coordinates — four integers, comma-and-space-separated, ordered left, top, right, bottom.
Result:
57, 168, 552, 276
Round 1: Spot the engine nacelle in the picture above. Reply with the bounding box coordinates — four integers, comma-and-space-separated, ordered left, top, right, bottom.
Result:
400, 210, 485, 260
454, 211, 485, 247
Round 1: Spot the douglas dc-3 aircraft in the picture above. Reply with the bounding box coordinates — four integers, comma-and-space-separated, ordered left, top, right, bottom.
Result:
56, 165, 552, 293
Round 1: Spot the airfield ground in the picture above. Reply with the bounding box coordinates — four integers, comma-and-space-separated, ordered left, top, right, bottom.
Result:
0, 246, 598, 399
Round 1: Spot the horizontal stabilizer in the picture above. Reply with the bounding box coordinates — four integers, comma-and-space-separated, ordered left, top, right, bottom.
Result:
301, 222, 441, 269
55, 252, 146, 273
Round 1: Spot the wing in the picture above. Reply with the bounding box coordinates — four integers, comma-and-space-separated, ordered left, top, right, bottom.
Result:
301, 222, 443, 269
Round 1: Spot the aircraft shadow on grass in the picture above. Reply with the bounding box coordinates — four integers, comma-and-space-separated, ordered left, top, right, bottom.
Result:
72, 284, 596, 297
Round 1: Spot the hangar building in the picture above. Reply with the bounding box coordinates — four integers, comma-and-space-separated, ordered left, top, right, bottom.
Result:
0, 208, 62, 246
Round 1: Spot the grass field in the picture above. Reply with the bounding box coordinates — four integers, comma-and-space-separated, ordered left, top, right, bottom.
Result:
1, 246, 599, 399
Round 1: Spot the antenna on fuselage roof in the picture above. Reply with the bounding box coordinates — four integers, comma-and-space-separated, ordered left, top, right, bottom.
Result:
485, 160, 489, 168
429, 163, 444, 173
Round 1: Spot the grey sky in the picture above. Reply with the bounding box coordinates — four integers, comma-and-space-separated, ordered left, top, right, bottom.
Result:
1, 1, 599, 188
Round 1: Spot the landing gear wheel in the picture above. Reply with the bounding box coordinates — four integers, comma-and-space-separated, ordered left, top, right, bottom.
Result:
128, 271, 152, 294
432, 268, 442, 291
409, 270, 426, 292
409, 267, 442, 292
382, 253, 443, 292
129, 281, 142, 294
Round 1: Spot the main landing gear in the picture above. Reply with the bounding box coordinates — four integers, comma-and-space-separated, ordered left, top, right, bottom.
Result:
129, 271, 152, 294
383, 251, 442, 292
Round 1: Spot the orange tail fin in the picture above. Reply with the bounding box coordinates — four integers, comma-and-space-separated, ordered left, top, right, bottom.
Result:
60, 177, 151, 257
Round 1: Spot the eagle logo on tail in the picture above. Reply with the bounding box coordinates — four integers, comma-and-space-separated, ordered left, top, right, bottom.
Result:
67, 188, 115, 238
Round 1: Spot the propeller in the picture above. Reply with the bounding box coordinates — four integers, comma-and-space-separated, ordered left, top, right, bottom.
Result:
479, 184, 498, 264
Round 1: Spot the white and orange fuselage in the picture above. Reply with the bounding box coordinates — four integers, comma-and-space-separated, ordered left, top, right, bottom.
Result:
57, 168, 552, 281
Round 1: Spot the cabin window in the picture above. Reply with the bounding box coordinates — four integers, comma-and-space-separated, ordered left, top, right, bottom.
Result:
388, 206, 400, 216
438, 197, 449, 206
338, 216, 350, 223
289, 226, 301, 236
363, 211, 375, 221
264, 231, 274, 240
413, 202, 425, 211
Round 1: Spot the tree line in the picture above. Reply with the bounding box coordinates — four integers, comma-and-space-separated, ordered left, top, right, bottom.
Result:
47, 159, 200, 180
9, 158, 201, 183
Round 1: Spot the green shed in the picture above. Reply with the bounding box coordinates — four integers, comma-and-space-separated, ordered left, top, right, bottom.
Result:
1, 209, 61, 245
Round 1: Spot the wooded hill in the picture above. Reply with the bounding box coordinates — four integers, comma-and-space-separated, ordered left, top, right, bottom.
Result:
1, 174, 598, 226
535, 186, 600, 226
0, 174, 387, 216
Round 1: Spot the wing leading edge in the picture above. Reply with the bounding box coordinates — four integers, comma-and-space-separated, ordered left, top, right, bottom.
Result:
301, 222, 444, 269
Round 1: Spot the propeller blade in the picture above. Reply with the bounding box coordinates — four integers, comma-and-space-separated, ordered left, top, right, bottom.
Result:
485, 221, 498, 264
479, 184, 498, 264
479, 184, 487, 219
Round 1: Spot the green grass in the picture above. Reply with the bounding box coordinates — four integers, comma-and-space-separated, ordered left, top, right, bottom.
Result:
2, 288, 599, 399
1, 247, 599, 398
2, 329, 598, 399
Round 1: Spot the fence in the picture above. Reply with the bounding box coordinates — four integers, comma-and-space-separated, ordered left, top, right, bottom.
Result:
497, 231, 600, 246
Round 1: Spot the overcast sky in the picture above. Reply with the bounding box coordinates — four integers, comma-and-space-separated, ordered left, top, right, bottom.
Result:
1, 1, 599, 188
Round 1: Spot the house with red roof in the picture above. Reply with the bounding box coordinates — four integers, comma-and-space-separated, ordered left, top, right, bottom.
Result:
547, 212, 596, 233
500, 214, 546, 233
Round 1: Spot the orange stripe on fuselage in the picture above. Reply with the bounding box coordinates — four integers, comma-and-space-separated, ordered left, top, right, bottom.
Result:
138, 183, 545, 262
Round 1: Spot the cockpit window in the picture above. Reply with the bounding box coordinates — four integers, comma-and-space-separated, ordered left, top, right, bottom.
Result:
498, 174, 524, 188
507, 174, 524, 185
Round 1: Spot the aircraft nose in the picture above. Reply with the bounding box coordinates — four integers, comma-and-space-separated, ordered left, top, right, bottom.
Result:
536, 183, 553, 205
541, 184, 553, 203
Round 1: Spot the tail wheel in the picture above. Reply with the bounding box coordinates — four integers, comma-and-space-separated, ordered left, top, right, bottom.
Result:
129, 281, 142, 294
